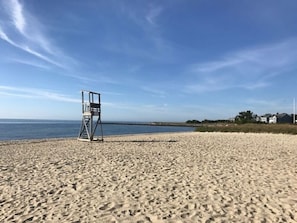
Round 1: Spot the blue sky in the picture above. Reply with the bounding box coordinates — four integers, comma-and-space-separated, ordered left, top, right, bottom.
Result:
0, 0, 297, 121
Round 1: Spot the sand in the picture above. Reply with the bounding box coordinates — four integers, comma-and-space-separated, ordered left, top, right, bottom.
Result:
0, 132, 297, 223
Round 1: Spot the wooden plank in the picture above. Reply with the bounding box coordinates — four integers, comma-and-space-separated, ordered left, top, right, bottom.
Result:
90, 103, 100, 108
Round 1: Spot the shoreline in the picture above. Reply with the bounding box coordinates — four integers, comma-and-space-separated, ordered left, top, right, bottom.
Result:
1, 132, 297, 222
0, 122, 195, 141
0, 129, 295, 143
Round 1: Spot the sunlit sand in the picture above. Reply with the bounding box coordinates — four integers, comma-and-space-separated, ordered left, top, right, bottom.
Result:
1, 132, 296, 222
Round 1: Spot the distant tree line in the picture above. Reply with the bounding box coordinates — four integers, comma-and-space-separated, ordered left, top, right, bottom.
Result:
186, 119, 232, 124
186, 120, 201, 124
186, 110, 256, 124
187, 110, 297, 125
235, 110, 256, 124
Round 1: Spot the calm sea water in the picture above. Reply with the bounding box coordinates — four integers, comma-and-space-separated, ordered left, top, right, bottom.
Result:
0, 119, 194, 141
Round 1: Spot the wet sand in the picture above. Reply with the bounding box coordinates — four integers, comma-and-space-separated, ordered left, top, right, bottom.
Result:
0, 132, 297, 222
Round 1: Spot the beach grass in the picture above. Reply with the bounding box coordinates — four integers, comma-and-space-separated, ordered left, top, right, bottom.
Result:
196, 123, 297, 135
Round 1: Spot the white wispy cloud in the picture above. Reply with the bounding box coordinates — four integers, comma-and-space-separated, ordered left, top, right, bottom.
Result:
7, 0, 26, 34
0, 27, 65, 69
5, 0, 54, 54
146, 5, 163, 25
0, 27, 16, 45
22, 45, 66, 68
246, 98, 280, 107
0, 86, 80, 103
141, 86, 166, 98
102, 2, 176, 63
7, 58, 50, 70
0, 0, 76, 70
193, 58, 243, 73
186, 38, 297, 93
118, 2, 163, 27
245, 98, 294, 115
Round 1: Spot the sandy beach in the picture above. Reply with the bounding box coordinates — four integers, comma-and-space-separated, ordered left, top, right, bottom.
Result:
0, 132, 297, 222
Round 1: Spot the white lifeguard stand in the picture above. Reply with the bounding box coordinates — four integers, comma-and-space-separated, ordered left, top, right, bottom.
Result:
78, 90, 103, 141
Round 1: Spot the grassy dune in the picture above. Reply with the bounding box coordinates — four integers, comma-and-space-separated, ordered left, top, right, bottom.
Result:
196, 123, 297, 135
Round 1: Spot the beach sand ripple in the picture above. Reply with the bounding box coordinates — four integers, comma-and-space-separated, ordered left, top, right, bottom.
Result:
1, 132, 297, 222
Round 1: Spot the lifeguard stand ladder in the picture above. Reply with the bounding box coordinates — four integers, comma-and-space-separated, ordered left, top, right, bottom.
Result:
78, 90, 103, 141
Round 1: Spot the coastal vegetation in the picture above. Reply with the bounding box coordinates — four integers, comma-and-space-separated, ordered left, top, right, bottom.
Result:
235, 110, 255, 124
195, 123, 297, 135
189, 110, 297, 135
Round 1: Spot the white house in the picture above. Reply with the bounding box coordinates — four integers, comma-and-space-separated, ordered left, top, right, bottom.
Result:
260, 116, 268, 123
257, 114, 271, 123
257, 113, 292, 124
269, 115, 277, 124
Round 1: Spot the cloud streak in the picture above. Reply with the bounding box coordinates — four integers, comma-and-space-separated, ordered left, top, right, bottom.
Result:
141, 86, 166, 98
8, 0, 26, 34
100, 2, 177, 64
146, 5, 163, 25
186, 39, 297, 93
7, 58, 50, 70
0, 0, 74, 70
0, 27, 65, 68
0, 86, 80, 103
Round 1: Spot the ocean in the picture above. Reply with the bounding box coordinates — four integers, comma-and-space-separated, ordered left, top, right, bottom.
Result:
0, 119, 194, 141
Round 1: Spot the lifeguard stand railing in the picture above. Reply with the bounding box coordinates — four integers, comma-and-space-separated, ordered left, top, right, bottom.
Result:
78, 90, 103, 141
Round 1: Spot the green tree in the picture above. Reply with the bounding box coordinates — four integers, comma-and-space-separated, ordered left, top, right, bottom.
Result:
186, 120, 201, 124
235, 110, 255, 124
